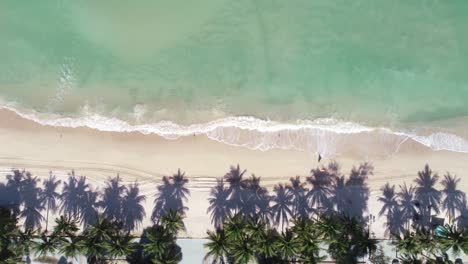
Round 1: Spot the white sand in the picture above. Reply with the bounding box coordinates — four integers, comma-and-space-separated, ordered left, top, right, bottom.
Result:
1, 109, 467, 238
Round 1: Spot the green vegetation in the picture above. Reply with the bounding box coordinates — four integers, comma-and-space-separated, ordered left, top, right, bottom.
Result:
204, 213, 376, 264
0, 163, 466, 263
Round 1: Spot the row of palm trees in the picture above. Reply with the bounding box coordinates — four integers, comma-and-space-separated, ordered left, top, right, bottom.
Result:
393, 225, 467, 263
204, 213, 377, 264
203, 212, 467, 264
0, 207, 186, 264
208, 162, 372, 231
0, 163, 466, 263
207, 163, 467, 238
0, 169, 190, 232
203, 163, 467, 264
379, 164, 467, 238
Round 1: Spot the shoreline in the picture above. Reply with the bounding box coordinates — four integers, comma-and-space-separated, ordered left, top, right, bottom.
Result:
3, 105, 468, 157
1, 108, 468, 238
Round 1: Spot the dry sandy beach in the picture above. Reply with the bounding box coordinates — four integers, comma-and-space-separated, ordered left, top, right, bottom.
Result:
1, 108, 467, 238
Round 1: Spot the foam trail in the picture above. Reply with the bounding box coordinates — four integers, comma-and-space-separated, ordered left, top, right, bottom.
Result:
1, 105, 468, 157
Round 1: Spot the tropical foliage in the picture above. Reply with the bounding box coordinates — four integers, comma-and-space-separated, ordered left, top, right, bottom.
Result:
0, 163, 466, 263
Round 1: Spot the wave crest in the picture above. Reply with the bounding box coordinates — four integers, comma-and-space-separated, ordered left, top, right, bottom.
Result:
2, 105, 468, 157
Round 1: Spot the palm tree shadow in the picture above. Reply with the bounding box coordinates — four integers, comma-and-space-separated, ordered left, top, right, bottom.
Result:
344, 163, 372, 219
60, 171, 100, 227
441, 173, 466, 223
378, 183, 405, 238
287, 176, 309, 220
41, 173, 62, 232
100, 175, 126, 223
20, 171, 44, 230
307, 167, 333, 215
152, 169, 190, 224
455, 200, 468, 229
211, 165, 273, 226
271, 183, 293, 231
327, 163, 371, 220
223, 164, 247, 214
413, 164, 441, 229
0, 170, 44, 229
242, 174, 271, 222
122, 183, 146, 231
207, 179, 231, 229
2, 170, 24, 216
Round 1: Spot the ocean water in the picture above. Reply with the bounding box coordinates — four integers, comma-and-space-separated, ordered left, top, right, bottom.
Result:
1, 0, 468, 156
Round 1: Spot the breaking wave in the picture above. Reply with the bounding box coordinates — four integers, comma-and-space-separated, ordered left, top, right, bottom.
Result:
2, 104, 468, 157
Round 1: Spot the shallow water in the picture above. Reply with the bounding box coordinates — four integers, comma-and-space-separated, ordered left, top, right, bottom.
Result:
1, 0, 468, 156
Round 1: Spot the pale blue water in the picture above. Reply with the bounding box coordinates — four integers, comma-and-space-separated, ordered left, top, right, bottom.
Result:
178, 239, 207, 264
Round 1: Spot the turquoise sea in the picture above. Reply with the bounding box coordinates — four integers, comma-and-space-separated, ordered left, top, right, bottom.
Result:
1, 0, 468, 156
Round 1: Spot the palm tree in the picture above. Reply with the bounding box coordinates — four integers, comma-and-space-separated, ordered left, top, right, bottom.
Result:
316, 213, 377, 264
230, 236, 255, 264
287, 176, 308, 219
20, 172, 44, 230
291, 217, 317, 243
224, 165, 247, 214
17, 228, 36, 263
291, 217, 320, 262
83, 217, 122, 263
271, 184, 293, 232
204, 229, 228, 264
414, 164, 441, 227
122, 183, 146, 231
307, 168, 332, 214
106, 232, 136, 261
441, 173, 466, 222
41, 173, 61, 232
53, 215, 79, 237
52, 216, 82, 261
397, 183, 417, 230
253, 227, 280, 263
395, 229, 439, 263
101, 175, 126, 222
224, 215, 247, 243
0, 207, 23, 263
59, 235, 85, 263
276, 230, 299, 261
33, 233, 59, 258
143, 225, 182, 264
161, 210, 185, 236
207, 179, 231, 229
436, 225, 468, 257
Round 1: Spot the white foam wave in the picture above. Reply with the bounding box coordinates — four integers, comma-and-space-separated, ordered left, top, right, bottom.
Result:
2, 104, 468, 157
